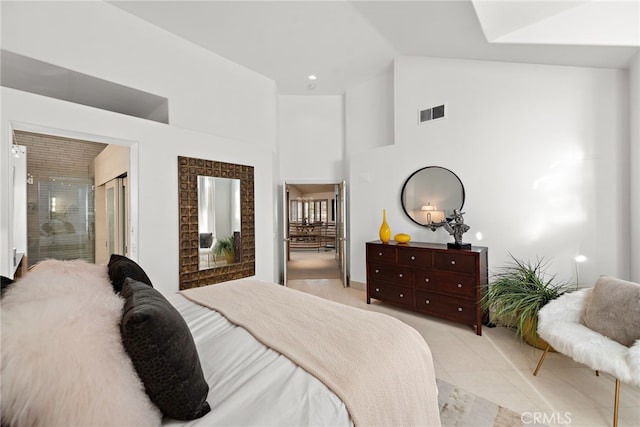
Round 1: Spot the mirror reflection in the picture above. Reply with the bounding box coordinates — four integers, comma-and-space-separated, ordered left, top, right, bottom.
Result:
198, 176, 241, 270
178, 156, 255, 290
401, 166, 465, 230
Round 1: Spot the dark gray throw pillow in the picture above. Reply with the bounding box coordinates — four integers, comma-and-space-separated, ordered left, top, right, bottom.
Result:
1, 275, 15, 298
107, 254, 153, 293
120, 278, 210, 421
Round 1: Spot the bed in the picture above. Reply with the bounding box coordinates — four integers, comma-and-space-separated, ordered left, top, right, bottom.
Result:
1, 257, 441, 427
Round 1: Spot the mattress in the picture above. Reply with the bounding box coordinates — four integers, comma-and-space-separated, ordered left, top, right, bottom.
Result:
163, 293, 352, 426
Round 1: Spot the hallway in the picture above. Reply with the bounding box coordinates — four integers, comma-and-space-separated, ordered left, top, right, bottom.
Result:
286, 249, 340, 280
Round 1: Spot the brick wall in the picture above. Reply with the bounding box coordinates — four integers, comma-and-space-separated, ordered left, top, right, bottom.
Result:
14, 131, 106, 180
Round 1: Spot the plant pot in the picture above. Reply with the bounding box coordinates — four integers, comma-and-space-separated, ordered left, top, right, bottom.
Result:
522, 318, 555, 352
224, 251, 235, 264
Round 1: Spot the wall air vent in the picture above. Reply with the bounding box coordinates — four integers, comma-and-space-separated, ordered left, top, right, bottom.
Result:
419, 104, 446, 124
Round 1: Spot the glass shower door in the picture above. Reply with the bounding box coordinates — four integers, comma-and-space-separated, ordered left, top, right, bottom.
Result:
29, 177, 95, 266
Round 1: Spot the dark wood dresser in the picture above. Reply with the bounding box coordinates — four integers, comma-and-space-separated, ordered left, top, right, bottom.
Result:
366, 241, 488, 335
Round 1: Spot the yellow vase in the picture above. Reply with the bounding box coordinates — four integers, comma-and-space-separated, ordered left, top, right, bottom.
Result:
379, 209, 391, 243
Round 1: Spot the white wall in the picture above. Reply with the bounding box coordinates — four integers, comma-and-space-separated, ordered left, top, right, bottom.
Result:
630, 51, 640, 282
348, 56, 630, 287
278, 96, 345, 181
345, 68, 395, 159
1, 1, 278, 290
1, 88, 275, 294
1, 1, 277, 148
9, 145, 27, 277
276, 95, 346, 281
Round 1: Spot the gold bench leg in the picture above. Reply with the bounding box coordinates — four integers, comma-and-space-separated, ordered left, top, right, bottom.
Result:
613, 378, 620, 427
533, 343, 551, 376
533, 345, 620, 427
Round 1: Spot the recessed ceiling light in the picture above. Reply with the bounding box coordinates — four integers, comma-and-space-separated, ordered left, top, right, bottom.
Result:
308, 75, 317, 81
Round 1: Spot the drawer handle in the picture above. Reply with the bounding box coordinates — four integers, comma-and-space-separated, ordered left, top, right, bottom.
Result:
425, 300, 430, 304
451, 260, 456, 265
375, 288, 380, 292
410, 255, 416, 260
375, 269, 380, 274
398, 273, 403, 278
378, 252, 383, 256
399, 293, 404, 298
457, 283, 462, 288
457, 307, 463, 312
424, 278, 430, 283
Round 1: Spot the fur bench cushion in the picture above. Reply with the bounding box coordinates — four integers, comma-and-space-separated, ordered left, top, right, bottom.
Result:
0, 259, 161, 427
583, 275, 640, 347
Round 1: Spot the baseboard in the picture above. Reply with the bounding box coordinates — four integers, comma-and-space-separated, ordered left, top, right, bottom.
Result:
350, 280, 365, 291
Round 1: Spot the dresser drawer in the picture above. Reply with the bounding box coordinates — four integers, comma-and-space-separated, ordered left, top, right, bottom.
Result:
369, 280, 414, 306
434, 252, 476, 274
415, 270, 477, 298
396, 248, 433, 268
366, 241, 488, 335
368, 263, 414, 287
366, 244, 396, 264
415, 290, 476, 322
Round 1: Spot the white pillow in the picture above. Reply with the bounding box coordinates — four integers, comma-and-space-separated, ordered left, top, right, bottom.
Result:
1, 259, 161, 427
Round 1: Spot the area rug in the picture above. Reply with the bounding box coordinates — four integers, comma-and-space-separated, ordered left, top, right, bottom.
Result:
437, 379, 542, 427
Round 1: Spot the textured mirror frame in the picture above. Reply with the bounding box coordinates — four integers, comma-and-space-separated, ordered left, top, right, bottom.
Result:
178, 156, 255, 289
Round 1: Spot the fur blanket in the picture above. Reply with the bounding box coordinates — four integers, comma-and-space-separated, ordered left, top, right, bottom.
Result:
1, 259, 161, 427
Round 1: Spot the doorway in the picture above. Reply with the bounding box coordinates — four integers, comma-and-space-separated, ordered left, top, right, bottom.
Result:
282, 182, 348, 286
14, 131, 106, 266
13, 130, 130, 267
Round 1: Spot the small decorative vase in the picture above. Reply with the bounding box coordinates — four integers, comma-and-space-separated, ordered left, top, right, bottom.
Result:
379, 209, 391, 244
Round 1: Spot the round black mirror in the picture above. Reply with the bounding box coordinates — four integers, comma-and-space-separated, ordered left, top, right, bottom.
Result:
400, 166, 465, 230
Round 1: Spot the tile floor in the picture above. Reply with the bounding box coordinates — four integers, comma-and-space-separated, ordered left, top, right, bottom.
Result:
287, 278, 640, 427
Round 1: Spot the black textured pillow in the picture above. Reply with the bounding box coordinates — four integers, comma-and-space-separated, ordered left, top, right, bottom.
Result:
120, 278, 210, 420
1, 275, 15, 298
107, 254, 153, 293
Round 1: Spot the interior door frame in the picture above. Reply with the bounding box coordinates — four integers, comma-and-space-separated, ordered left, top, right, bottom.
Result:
8, 122, 139, 266
337, 180, 348, 287
282, 182, 290, 285
281, 180, 348, 287
105, 176, 126, 257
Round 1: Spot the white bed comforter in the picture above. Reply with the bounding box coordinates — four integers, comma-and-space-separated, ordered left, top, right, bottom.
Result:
163, 293, 352, 427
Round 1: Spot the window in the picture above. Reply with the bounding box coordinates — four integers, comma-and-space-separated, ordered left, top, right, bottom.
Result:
290, 199, 328, 223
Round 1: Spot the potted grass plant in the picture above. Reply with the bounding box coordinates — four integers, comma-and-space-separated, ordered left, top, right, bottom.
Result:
214, 235, 236, 264
482, 254, 575, 349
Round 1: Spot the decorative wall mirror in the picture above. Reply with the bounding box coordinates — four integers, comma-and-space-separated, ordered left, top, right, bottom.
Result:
197, 175, 241, 270
178, 156, 254, 289
400, 166, 465, 231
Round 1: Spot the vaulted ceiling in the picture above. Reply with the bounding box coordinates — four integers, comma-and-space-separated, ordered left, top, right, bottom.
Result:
111, 0, 639, 95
